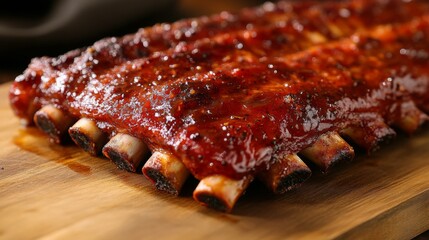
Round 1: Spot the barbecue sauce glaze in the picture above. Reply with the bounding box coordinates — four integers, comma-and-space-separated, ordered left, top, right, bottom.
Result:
9, 0, 429, 180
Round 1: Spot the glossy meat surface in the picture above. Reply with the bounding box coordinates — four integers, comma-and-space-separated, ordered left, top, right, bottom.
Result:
9, 0, 429, 179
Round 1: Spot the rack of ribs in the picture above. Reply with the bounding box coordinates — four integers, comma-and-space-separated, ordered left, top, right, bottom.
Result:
9, 0, 429, 212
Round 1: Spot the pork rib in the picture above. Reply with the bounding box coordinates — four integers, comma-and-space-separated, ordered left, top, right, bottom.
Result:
9, 0, 429, 211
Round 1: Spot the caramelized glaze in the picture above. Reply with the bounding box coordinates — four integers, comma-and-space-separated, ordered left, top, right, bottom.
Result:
9, 0, 429, 179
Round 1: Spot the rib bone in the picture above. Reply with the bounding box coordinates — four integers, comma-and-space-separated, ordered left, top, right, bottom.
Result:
193, 175, 253, 213
68, 118, 108, 156
258, 154, 311, 194
102, 133, 149, 172
394, 102, 428, 134
300, 132, 355, 173
340, 121, 396, 153
33, 105, 75, 144
142, 151, 190, 195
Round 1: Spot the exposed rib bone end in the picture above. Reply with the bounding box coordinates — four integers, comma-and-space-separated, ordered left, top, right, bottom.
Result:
300, 132, 355, 173
395, 108, 428, 135
340, 122, 396, 153
143, 151, 190, 195
193, 175, 253, 213
102, 133, 149, 172
259, 154, 311, 194
33, 105, 75, 144
68, 118, 108, 156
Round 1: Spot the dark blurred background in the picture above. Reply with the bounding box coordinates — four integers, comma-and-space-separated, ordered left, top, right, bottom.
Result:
0, 0, 265, 82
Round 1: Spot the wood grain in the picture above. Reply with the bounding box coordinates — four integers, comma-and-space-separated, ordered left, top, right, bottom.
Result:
0, 82, 428, 240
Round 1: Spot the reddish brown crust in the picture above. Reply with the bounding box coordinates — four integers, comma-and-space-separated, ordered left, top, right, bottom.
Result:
9, 1, 429, 182
20, 0, 429, 84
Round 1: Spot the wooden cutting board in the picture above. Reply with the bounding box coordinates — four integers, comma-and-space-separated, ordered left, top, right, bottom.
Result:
0, 82, 428, 240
